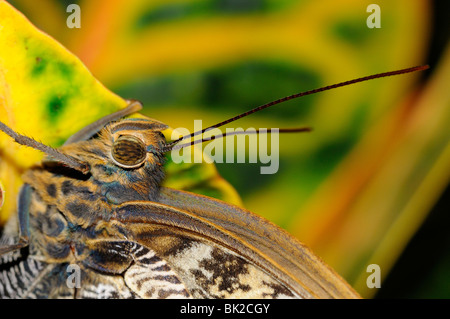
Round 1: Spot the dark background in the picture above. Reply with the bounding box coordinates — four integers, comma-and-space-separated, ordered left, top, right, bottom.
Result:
376, 0, 450, 298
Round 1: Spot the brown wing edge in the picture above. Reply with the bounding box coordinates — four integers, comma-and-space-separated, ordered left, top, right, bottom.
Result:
158, 187, 361, 299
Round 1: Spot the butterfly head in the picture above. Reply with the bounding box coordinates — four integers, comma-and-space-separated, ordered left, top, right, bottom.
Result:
46, 116, 170, 203
83, 118, 169, 198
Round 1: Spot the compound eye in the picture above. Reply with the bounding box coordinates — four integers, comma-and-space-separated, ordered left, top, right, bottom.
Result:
111, 135, 147, 168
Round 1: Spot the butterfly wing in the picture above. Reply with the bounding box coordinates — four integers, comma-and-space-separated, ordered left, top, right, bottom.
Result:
154, 187, 360, 299
0, 217, 72, 298
109, 188, 360, 298
130, 226, 299, 298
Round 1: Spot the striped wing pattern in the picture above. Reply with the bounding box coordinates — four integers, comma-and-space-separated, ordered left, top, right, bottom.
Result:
0, 235, 50, 298
123, 242, 190, 299
0, 228, 190, 298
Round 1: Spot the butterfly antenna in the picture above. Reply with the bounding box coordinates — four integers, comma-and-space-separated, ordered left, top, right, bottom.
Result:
168, 127, 312, 151
0, 121, 89, 174
164, 65, 429, 151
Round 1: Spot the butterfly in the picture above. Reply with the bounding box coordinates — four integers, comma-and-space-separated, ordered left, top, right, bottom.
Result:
0, 66, 427, 299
